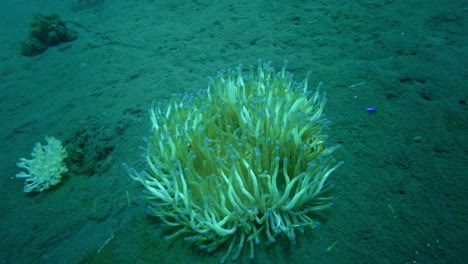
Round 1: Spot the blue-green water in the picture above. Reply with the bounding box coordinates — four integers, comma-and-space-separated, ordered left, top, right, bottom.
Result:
0, 0, 466, 263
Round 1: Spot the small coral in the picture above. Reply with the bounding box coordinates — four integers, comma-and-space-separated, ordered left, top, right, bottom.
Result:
16, 136, 68, 193
21, 13, 77, 56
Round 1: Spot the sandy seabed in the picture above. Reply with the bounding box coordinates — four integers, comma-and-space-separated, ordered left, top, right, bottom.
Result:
0, 0, 466, 263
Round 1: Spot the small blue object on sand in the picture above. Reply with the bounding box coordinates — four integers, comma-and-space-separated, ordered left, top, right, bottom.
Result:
365, 107, 377, 113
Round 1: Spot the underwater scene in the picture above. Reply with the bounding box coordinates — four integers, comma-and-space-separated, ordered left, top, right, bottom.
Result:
0, 0, 466, 263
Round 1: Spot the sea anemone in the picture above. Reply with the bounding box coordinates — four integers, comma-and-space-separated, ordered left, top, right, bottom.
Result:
16, 136, 68, 193
127, 61, 343, 262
